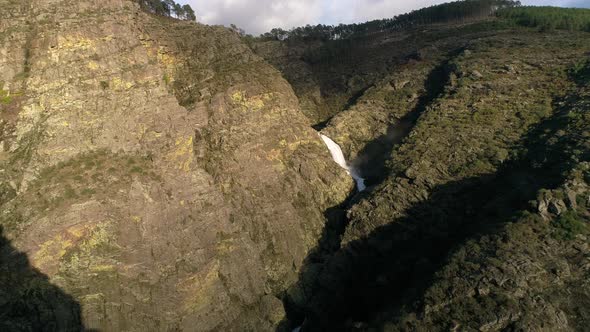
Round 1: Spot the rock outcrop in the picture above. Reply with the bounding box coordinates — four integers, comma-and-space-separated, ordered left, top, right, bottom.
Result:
0, 0, 351, 330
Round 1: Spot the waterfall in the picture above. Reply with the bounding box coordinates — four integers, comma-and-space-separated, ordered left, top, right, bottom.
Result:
319, 134, 366, 192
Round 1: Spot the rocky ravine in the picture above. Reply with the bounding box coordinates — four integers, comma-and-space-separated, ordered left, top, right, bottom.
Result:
255, 19, 590, 331
0, 0, 352, 330
1, 1, 589, 331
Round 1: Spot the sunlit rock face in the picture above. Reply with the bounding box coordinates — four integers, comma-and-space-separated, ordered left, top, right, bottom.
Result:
0, 0, 352, 330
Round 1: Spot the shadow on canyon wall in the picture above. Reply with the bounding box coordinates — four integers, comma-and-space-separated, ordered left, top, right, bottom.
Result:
0, 226, 85, 332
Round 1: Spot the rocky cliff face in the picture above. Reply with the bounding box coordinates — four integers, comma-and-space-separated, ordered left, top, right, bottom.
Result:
0, 0, 351, 330
1, 1, 589, 331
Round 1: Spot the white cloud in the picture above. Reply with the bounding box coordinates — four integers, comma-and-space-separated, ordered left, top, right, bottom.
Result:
181, 0, 323, 34
177, 0, 589, 35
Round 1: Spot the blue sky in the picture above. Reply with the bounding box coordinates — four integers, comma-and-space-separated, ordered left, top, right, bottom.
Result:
177, 0, 590, 34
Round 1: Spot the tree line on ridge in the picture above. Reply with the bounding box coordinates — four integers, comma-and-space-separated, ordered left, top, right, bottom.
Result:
135, 0, 196, 21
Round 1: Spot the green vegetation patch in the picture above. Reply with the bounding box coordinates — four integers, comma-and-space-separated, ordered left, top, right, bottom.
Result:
24, 150, 161, 213
497, 6, 590, 32
0, 89, 12, 104
0, 88, 23, 105
569, 59, 590, 86
551, 210, 588, 240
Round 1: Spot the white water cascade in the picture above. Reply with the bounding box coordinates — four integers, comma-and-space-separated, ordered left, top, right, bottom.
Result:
319, 134, 366, 192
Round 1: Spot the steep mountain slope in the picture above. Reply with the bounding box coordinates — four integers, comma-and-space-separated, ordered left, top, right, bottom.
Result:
0, 0, 351, 330
378, 67, 590, 331
1, 0, 589, 331
253, 12, 590, 332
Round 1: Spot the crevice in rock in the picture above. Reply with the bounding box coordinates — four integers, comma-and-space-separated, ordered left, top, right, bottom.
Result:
351, 49, 464, 189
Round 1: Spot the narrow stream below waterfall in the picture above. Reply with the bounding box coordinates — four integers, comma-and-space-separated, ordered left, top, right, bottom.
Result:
319, 134, 366, 192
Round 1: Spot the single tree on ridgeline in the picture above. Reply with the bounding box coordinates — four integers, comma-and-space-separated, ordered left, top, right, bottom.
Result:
183, 4, 196, 21
163, 0, 175, 15
173, 3, 184, 19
